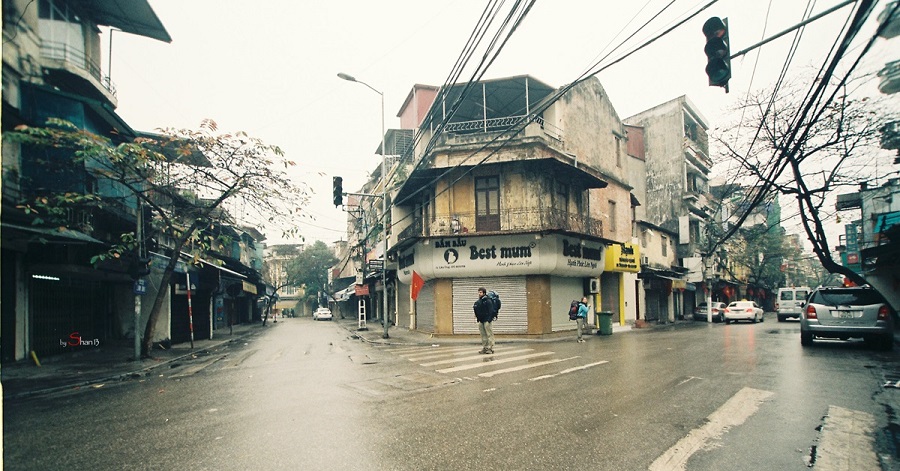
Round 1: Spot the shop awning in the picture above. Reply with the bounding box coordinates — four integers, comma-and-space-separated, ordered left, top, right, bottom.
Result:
334, 283, 356, 302
2, 223, 105, 244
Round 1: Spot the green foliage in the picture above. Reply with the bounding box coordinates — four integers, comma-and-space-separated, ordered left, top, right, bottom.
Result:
285, 241, 339, 302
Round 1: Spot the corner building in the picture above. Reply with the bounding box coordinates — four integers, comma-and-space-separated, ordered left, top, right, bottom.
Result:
389, 76, 640, 337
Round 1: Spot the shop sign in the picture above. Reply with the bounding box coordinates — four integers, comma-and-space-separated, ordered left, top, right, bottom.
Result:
604, 242, 640, 273
397, 233, 606, 283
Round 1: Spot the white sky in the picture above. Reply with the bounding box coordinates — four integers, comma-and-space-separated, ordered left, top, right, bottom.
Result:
105, 0, 897, 247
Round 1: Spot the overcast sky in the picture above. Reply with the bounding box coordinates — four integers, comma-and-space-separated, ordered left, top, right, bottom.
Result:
105, 0, 896, 247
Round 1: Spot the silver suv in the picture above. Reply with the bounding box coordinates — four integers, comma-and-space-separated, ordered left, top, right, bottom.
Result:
800, 286, 895, 350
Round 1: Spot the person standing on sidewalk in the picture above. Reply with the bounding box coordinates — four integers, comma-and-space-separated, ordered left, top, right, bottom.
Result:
576, 297, 590, 342
474, 287, 496, 354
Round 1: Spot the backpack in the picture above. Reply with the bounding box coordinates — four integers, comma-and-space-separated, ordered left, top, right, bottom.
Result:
486, 290, 501, 318
569, 300, 579, 320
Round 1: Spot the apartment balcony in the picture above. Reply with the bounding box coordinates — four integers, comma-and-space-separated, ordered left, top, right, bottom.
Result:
429, 115, 565, 160
40, 42, 117, 105
395, 208, 603, 246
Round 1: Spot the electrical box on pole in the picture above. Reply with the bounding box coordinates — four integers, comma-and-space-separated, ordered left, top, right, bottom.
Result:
332, 176, 343, 206
702, 17, 731, 92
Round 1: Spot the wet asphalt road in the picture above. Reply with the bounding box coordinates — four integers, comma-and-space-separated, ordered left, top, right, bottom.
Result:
4, 314, 898, 470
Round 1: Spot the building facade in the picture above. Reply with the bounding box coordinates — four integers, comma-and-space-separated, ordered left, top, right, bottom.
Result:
625, 96, 713, 318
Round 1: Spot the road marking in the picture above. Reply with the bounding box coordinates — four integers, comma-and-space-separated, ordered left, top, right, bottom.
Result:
420, 349, 535, 366
648, 387, 774, 471
815, 406, 880, 471
436, 352, 555, 373
403, 346, 491, 361
478, 356, 579, 378
529, 360, 609, 381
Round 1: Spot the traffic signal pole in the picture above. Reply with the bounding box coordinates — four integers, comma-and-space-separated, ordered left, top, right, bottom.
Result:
728, 0, 856, 61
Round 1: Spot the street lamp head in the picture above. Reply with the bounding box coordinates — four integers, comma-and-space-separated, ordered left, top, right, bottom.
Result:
337, 72, 357, 82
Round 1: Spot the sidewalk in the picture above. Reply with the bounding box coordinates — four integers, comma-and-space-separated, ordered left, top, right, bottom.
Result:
1, 322, 262, 401
1, 316, 679, 401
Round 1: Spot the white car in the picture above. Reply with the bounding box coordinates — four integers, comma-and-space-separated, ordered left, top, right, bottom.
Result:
313, 307, 332, 321
723, 300, 765, 324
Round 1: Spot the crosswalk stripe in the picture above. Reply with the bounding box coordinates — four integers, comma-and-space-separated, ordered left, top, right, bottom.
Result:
529, 360, 608, 381
649, 387, 774, 471
388, 345, 450, 354
436, 352, 555, 374
478, 356, 579, 378
403, 346, 489, 361
420, 349, 535, 367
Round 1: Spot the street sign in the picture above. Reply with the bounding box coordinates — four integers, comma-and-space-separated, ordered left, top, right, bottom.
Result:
133, 279, 147, 295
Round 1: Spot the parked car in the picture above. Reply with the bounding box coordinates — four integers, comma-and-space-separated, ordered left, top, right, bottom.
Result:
313, 307, 333, 321
693, 302, 727, 322
800, 286, 895, 350
775, 286, 810, 322
723, 300, 765, 324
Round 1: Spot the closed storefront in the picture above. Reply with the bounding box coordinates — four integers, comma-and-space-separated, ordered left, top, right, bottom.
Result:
415, 282, 436, 333
452, 276, 527, 334
30, 277, 110, 357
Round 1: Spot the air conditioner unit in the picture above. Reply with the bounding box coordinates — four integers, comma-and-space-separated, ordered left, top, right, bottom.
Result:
641, 256, 649, 266
588, 278, 600, 294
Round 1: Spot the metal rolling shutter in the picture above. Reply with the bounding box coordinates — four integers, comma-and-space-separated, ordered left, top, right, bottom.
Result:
453, 276, 527, 334
415, 282, 435, 333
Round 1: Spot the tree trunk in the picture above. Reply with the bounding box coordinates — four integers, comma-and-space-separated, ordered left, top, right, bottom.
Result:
141, 236, 190, 358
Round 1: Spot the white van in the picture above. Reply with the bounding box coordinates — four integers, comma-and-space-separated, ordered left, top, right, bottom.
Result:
776, 287, 811, 322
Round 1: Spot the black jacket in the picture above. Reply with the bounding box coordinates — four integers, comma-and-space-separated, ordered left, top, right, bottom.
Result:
473, 295, 495, 323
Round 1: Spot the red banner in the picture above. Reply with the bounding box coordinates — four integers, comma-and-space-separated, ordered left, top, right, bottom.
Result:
411, 271, 425, 301
355, 284, 370, 296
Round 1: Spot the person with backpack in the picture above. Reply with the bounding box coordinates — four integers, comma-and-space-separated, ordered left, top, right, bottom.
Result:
473, 287, 496, 354
576, 297, 590, 342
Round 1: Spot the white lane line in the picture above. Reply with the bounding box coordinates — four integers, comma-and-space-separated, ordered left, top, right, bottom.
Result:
420, 349, 535, 367
648, 387, 774, 471
478, 356, 579, 378
436, 352, 555, 374
529, 360, 609, 381
388, 345, 458, 354
815, 406, 880, 471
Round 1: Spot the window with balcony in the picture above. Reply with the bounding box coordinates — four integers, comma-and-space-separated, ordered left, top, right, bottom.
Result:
690, 220, 701, 244
475, 175, 500, 231
39, 0, 86, 61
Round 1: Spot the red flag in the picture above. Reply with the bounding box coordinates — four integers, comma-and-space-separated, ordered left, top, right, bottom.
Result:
411, 271, 425, 301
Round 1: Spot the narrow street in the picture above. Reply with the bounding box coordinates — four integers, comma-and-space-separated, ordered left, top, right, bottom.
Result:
4, 314, 898, 470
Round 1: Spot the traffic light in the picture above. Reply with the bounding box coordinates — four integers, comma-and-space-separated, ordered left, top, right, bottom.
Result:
332, 176, 343, 206
702, 17, 731, 92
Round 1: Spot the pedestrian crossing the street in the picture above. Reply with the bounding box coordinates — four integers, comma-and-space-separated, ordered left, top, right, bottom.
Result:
385, 344, 609, 380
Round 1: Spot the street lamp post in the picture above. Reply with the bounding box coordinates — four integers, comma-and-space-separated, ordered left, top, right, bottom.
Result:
338, 72, 390, 339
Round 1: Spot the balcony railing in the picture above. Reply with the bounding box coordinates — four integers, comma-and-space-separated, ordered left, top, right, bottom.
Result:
442, 114, 564, 142
395, 207, 603, 243
41, 42, 117, 97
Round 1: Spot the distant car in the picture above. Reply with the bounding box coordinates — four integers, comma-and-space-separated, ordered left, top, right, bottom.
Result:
723, 300, 765, 324
313, 307, 332, 321
800, 286, 895, 350
776, 287, 810, 322
693, 302, 727, 322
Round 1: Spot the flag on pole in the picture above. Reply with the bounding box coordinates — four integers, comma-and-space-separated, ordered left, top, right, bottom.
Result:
411, 271, 425, 300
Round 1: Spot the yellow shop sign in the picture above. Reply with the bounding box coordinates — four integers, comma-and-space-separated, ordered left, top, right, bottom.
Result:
605, 243, 640, 273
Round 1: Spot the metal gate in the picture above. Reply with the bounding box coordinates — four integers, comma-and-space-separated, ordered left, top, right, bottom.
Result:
30, 277, 108, 357
452, 276, 527, 334
415, 282, 435, 333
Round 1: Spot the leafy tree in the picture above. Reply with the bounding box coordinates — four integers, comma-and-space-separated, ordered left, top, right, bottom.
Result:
285, 240, 338, 308
7, 119, 309, 357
